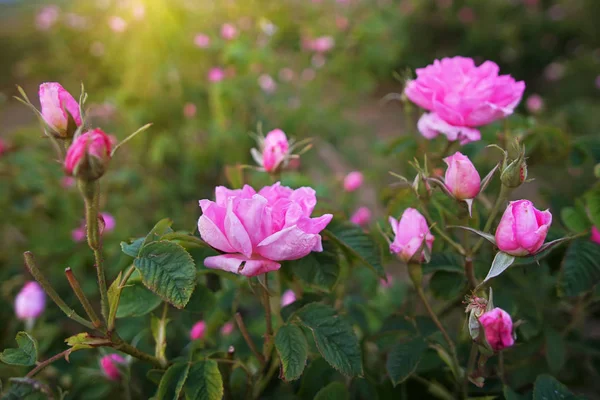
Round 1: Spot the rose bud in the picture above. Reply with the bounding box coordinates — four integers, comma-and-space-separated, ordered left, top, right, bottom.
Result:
198, 183, 332, 276
220, 322, 234, 336
443, 152, 481, 200
478, 308, 515, 351
39, 82, 82, 138
350, 206, 371, 226
389, 208, 434, 263
15, 282, 46, 325
100, 354, 127, 381
64, 128, 112, 181
262, 129, 289, 173
495, 200, 552, 256
281, 290, 297, 307
190, 320, 207, 340
343, 171, 363, 192
591, 226, 600, 245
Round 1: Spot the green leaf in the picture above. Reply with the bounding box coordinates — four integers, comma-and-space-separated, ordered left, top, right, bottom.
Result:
134, 241, 196, 308
286, 240, 339, 291
561, 206, 590, 233
429, 271, 466, 299
324, 220, 385, 279
449, 226, 496, 245
107, 271, 122, 326
64, 333, 111, 358
1, 378, 49, 400
422, 253, 464, 274
281, 293, 323, 321
482, 252, 515, 284
157, 362, 191, 400
142, 218, 174, 248
295, 303, 363, 377
184, 360, 224, 400
533, 375, 579, 400
116, 278, 163, 318
544, 328, 566, 373
121, 237, 145, 258
184, 284, 217, 314
160, 232, 210, 250
0, 332, 38, 366
559, 239, 600, 296
386, 338, 427, 386
503, 386, 529, 400
314, 382, 349, 400
585, 183, 600, 229
275, 324, 308, 381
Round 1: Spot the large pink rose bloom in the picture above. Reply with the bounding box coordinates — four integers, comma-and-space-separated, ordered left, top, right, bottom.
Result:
405, 56, 525, 144
198, 183, 333, 276
389, 208, 434, 262
478, 308, 514, 351
495, 200, 552, 256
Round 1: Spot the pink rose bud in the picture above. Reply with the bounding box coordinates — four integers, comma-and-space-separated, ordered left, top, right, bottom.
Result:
350, 207, 371, 226
591, 226, 600, 245
495, 200, 552, 256
405, 57, 525, 144
478, 308, 515, 351
389, 208, 434, 263
343, 171, 363, 192
208, 67, 225, 83
281, 290, 297, 307
262, 129, 289, 172
39, 82, 82, 138
64, 128, 112, 181
190, 321, 207, 340
220, 322, 235, 336
183, 103, 197, 118
221, 23, 238, 40
100, 354, 126, 381
194, 33, 210, 48
443, 152, 481, 200
100, 212, 116, 233
198, 183, 333, 276
526, 94, 544, 114
72, 226, 86, 242
15, 282, 46, 321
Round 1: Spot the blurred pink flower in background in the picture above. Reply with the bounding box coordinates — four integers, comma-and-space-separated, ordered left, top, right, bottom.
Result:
0, 138, 7, 156
72, 227, 86, 243
100, 354, 126, 381
221, 23, 238, 40
389, 208, 434, 263
307, 36, 335, 53
380, 273, 394, 288
301, 68, 316, 81
526, 94, 544, 113
208, 68, 225, 83
591, 226, 600, 245
350, 207, 371, 226
61, 176, 75, 188
108, 16, 127, 33
479, 308, 514, 351
335, 16, 349, 30
220, 322, 235, 336
343, 171, 363, 192
194, 33, 211, 48
15, 282, 46, 322
405, 56, 525, 144
88, 103, 117, 120
279, 68, 295, 82
311, 54, 326, 69
132, 4, 145, 20
544, 62, 565, 81
36, 5, 60, 31
458, 7, 475, 24
495, 200, 552, 256
190, 321, 207, 340
64, 13, 88, 31
281, 290, 297, 307
258, 74, 277, 93
437, 0, 453, 9
198, 183, 333, 276
183, 103, 197, 118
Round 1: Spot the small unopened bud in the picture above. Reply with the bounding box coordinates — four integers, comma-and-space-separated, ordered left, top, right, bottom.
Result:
478, 308, 515, 352
100, 354, 126, 381
190, 320, 207, 341
15, 281, 46, 323
64, 129, 112, 181
39, 82, 82, 139
500, 140, 527, 188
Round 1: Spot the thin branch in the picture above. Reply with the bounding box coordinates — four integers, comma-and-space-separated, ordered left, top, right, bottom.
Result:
65, 267, 103, 329
26, 349, 70, 378
235, 313, 265, 367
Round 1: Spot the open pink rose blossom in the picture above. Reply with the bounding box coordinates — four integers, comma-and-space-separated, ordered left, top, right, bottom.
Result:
198, 183, 333, 276
478, 308, 514, 351
39, 82, 82, 136
100, 354, 126, 381
495, 200, 552, 256
405, 56, 525, 144
389, 208, 434, 262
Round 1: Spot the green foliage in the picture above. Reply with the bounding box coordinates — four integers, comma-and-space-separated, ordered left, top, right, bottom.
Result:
314, 381, 350, 400
285, 240, 340, 291
0, 333, 38, 367
386, 338, 427, 386
533, 375, 581, 400
558, 239, 600, 296
274, 323, 308, 381
116, 277, 163, 318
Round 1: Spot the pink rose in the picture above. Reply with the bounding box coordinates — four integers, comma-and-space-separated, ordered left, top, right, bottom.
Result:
389, 208, 434, 262
221, 23, 238, 40
350, 207, 371, 226
39, 82, 82, 137
198, 183, 333, 276
443, 152, 480, 200
591, 226, 600, 245
262, 129, 289, 172
526, 94, 544, 114
404, 56, 525, 144
194, 33, 210, 48
258, 74, 277, 94
72, 226, 86, 242
100, 354, 126, 381
15, 282, 45, 321
208, 68, 225, 83
281, 290, 297, 307
64, 129, 112, 181
495, 200, 552, 256
343, 171, 363, 192
478, 308, 514, 351
220, 322, 235, 336
190, 321, 207, 340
